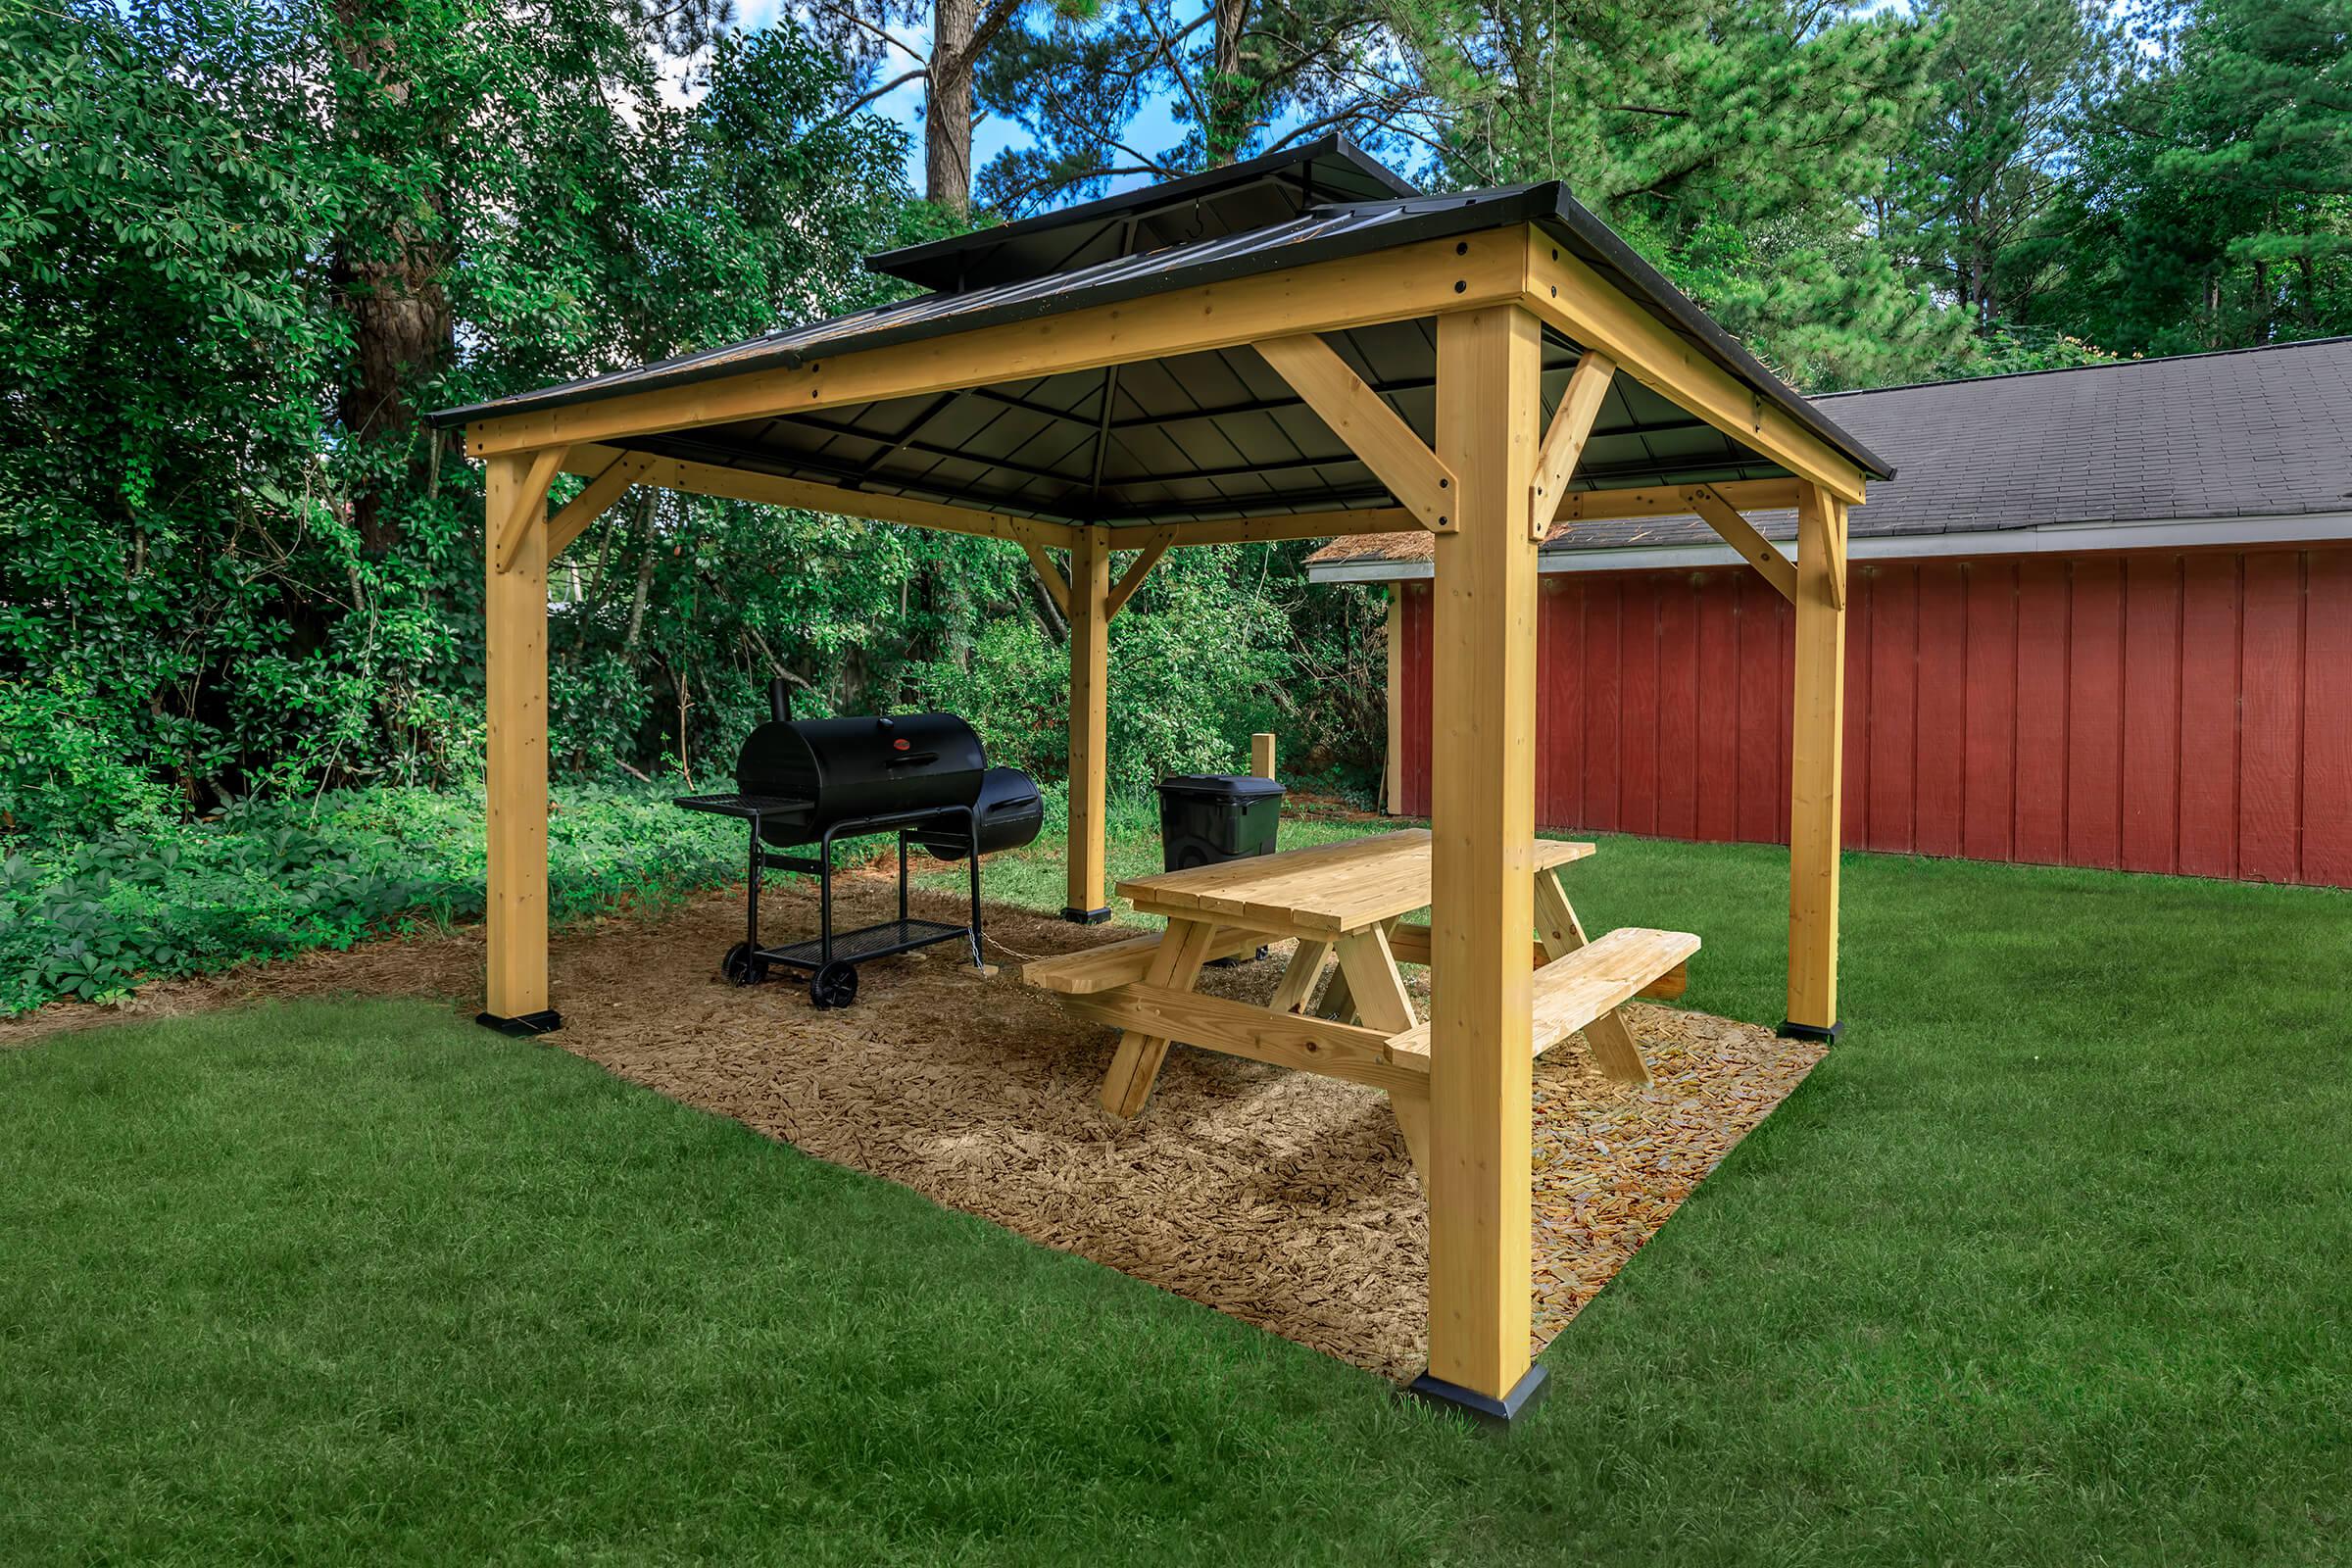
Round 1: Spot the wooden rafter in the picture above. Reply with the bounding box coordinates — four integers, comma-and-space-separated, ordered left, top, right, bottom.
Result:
547, 451, 657, 559
1529, 351, 1616, 540
492, 446, 567, 574
467, 231, 1529, 458
1105, 532, 1173, 618
1684, 482, 1796, 603
1523, 229, 1867, 504
1254, 333, 1459, 532
557, 445, 1076, 549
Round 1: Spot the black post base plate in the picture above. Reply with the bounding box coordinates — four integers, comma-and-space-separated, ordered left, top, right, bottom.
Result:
1402, 1364, 1549, 1432
1060, 906, 1114, 925
1778, 1018, 1842, 1043
476, 1009, 564, 1038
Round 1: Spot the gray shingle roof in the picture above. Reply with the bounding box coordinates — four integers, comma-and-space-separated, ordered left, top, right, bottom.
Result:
1306, 336, 2352, 569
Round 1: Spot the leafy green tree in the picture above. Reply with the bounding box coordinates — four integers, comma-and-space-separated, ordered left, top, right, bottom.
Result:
1381, 0, 1965, 387
1878, 0, 2126, 333
2028, 0, 2351, 352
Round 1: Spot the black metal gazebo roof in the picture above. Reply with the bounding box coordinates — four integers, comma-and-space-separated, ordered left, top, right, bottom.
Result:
434, 139, 1890, 531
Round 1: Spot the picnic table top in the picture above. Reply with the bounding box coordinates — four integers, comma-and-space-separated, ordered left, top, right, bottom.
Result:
1116, 828, 1595, 936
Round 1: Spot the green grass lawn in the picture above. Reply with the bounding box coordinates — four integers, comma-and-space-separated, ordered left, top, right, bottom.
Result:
6, 826, 2350, 1564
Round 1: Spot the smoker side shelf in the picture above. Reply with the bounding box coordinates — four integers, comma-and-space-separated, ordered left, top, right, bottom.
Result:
758, 918, 970, 969
673, 793, 815, 820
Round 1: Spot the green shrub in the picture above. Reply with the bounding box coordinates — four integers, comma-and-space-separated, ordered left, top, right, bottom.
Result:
0, 783, 741, 1015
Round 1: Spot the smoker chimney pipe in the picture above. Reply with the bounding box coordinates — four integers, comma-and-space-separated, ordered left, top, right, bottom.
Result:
768, 677, 792, 724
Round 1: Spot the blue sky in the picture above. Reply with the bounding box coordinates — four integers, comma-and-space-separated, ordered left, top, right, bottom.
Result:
735, 0, 1222, 201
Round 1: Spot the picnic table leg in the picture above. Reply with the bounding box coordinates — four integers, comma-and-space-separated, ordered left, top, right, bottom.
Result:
1268, 939, 1334, 1014
1335, 927, 1430, 1183
1099, 918, 1218, 1118
1533, 868, 1650, 1085
1317, 955, 1357, 1023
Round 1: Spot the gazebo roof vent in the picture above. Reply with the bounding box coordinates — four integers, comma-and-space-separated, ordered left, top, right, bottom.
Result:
865, 136, 1420, 293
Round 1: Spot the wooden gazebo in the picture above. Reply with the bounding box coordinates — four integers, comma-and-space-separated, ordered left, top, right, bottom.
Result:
434, 139, 1886, 1425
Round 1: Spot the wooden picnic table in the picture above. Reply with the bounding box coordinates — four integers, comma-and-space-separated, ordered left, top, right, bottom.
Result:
1023, 829, 1697, 1181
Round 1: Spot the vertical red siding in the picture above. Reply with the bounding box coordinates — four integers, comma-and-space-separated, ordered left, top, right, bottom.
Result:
2120, 556, 2182, 874
2067, 560, 2125, 868
1915, 564, 1969, 857
1961, 562, 2017, 862
1736, 577, 1788, 845
2012, 560, 2071, 865
2239, 553, 2304, 882
1585, 581, 1623, 829
1400, 583, 1432, 817
1620, 577, 1662, 837
1392, 548, 2352, 890
2305, 553, 2352, 886
1655, 580, 1700, 840
2177, 558, 2239, 877
1694, 580, 1740, 842
1866, 565, 1917, 852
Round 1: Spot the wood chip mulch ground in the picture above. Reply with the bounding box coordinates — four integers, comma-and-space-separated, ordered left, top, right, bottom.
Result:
3, 874, 1827, 1381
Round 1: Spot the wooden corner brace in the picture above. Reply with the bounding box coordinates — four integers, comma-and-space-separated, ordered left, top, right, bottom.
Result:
1254, 333, 1458, 532
547, 450, 656, 559
1105, 532, 1173, 618
1684, 481, 1797, 604
1530, 350, 1617, 540
492, 446, 569, 573
1022, 540, 1072, 618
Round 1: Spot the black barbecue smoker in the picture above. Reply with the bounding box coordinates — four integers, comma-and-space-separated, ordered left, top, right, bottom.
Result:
673, 679, 1042, 1008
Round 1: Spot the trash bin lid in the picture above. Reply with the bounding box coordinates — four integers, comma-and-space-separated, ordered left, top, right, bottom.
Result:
1156, 773, 1287, 800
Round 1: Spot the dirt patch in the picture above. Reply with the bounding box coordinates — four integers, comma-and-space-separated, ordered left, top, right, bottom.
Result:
3, 876, 1824, 1379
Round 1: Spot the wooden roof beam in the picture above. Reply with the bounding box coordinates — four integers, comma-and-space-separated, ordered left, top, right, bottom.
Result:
468, 230, 1531, 459
1550, 476, 1803, 523
1152, 507, 1420, 547
1521, 228, 1867, 504
558, 445, 1078, 549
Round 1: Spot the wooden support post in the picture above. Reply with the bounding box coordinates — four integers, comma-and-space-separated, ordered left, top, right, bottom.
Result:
481, 453, 560, 1034
1784, 482, 1848, 1040
1064, 525, 1112, 923
1415, 303, 1546, 1426
1384, 587, 1404, 814
1250, 733, 1276, 779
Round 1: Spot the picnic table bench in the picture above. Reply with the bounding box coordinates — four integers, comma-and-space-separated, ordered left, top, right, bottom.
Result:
1023, 829, 1696, 1180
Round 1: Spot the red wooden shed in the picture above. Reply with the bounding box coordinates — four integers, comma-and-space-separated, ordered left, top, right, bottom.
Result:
1308, 337, 2352, 889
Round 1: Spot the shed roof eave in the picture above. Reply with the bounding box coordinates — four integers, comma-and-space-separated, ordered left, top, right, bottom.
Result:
1303, 510, 2352, 583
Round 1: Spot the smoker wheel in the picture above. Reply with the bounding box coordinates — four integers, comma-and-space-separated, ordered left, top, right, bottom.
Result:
809, 961, 859, 1009
721, 943, 770, 987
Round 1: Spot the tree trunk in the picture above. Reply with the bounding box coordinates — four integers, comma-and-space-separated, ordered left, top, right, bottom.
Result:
330, 0, 454, 556
927, 0, 977, 217
1205, 0, 1254, 166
